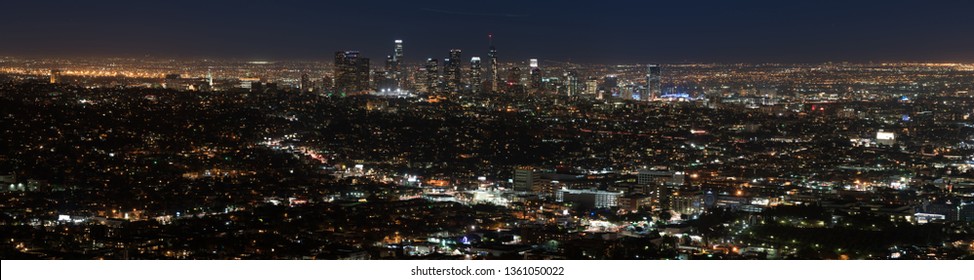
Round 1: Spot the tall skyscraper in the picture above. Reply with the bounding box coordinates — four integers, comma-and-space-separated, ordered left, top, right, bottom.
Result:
646, 64, 661, 101
393, 40, 405, 88
564, 70, 579, 96
385, 55, 395, 72
317, 75, 333, 94
300, 73, 312, 93
394, 40, 404, 60
529, 59, 542, 90
424, 58, 439, 94
49, 69, 61, 84
487, 34, 498, 93
507, 67, 521, 87
445, 49, 463, 93
585, 78, 599, 96
470, 57, 482, 94
334, 51, 370, 94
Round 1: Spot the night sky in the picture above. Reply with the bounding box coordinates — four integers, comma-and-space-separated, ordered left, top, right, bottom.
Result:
2, 0, 973, 63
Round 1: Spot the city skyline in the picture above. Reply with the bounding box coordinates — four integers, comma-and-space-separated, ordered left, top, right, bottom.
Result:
2, 0, 972, 263
2, 0, 974, 63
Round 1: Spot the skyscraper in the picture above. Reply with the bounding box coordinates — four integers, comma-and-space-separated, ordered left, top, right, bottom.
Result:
334, 51, 370, 94
507, 66, 521, 91
300, 73, 312, 93
487, 34, 498, 93
206, 68, 214, 88
646, 64, 661, 101
529, 59, 542, 90
164, 73, 182, 90
49, 69, 61, 84
470, 57, 482, 94
385, 55, 395, 73
316, 75, 333, 94
585, 78, 599, 96
564, 70, 579, 96
424, 58, 439, 94
381, 55, 398, 91
445, 49, 462, 93
393, 40, 405, 88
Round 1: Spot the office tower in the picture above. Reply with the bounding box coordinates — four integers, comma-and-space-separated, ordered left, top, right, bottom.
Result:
442, 58, 452, 93
646, 63, 661, 101
334, 51, 354, 92
380, 55, 399, 91
445, 49, 462, 93
507, 67, 521, 86
300, 73, 312, 93
585, 78, 598, 96
206, 68, 214, 87
394, 40, 404, 63
563, 70, 579, 96
556, 189, 622, 209
424, 58, 439, 94
385, 55, 395, 73
487, 34, 498, 92
470, 57, 482, 94
513, 166, 542, 193
623, 84, 637, 100
638, 169, 685, 186
529, 59, 541, 90
164, 74, 182, 90
49, 69, 61, 84
334, 51, 370, 94
316, 75, 333, 94
394, 40, 404, 88
668, 193, 702, 216
239, 77, 260, 91
357, 59, 371, 91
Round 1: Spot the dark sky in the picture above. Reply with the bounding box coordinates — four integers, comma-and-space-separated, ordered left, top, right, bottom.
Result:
2, 0, 972, 63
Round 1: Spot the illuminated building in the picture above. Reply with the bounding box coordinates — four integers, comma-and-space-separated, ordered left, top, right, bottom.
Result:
876, 130, 896, 146
424, 58, 439, 94
334, 51, 370, 94
556, 188, 621, 209
394, 39, 404, 87
164, 73, 182, 90
316, 75, 333, 94
300, 73, 312, 93
529, 59, 541, 90
49, 69, 61, 84
445, 49, 462, 93
502, 66, 523, 94
585, 78, 598, 96
618, 193, 652, 211
487, 34, 498, 92
470, 57, 482, 94
563, 70, 579, 96
669, 194, 703, 216
960, 201, 974, 222
638, 169, 685, 186
513, 167, 542, 193
239, 77, 260, 90
646, 63, 661, 101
